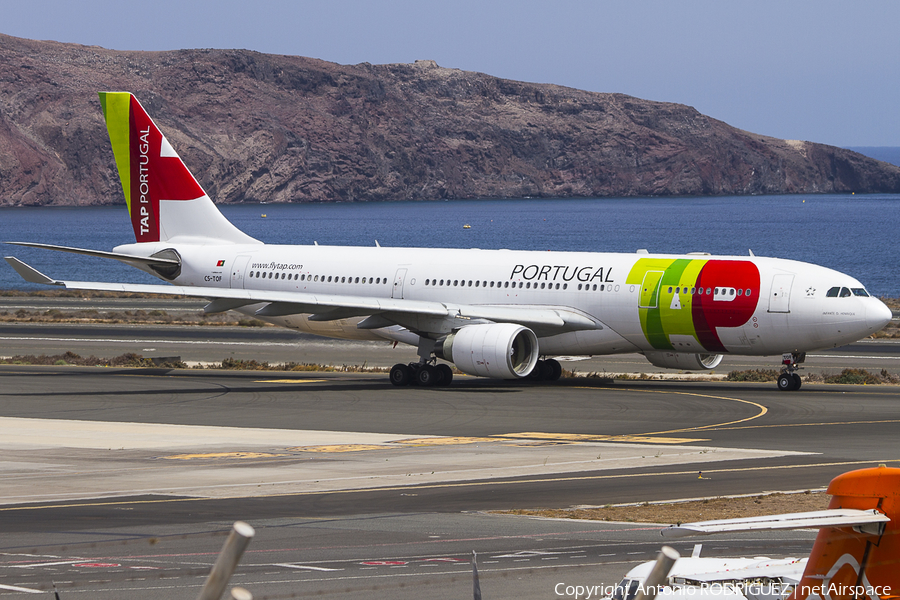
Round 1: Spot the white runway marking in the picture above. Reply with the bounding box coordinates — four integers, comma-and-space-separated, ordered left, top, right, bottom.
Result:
0, 583, 44, 594
273, 563, 343, 571
0, 335, 300, 348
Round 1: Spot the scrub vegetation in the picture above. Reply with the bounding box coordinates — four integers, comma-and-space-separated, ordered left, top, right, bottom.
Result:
0, 351, 390, 373
504, 490, 830, 524
0, 351, 188, 369
0, 352, 896, 384
724, 368, 899, 384
215, 357, 389, 372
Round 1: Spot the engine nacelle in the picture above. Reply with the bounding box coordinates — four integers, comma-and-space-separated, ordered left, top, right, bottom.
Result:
644, 351, 723, 371
435, 323, 539, 379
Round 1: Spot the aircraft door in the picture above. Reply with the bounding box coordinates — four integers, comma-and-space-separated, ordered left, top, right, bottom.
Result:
392, 268, 408, 299
768, 274, 794, 313
230, 255, 252, 289
638, 271, 664, 309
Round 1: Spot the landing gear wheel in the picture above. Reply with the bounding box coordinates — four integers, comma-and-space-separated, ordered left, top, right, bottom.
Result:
528, 359, 546, 381
390, 363, 412, 386
545, 358, 562, 381
436, 364, 453, 386
776, 352, 805, 391
777, 373, 797, 391
416, 364, 437, 386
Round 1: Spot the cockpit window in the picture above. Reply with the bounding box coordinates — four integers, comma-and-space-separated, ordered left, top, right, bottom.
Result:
826, 287, 840, 297
612, 579, 641, 600
840, 287, 852, 297
852, 288, 870, 297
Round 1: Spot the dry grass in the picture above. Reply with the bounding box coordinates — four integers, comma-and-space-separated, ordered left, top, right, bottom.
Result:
504, 490, 829, 524
725, 368, 900, 384
0, 351, 389, 372
0, 351, 187, 369
0, 308, 259, 327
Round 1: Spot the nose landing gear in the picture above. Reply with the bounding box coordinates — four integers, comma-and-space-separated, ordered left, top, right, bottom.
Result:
777, 352, 805, 391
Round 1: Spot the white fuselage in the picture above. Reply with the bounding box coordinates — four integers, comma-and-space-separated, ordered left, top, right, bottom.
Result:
116, 241, 891, 360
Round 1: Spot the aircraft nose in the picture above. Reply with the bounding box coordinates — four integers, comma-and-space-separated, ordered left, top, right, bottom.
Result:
867, 299, 893, 332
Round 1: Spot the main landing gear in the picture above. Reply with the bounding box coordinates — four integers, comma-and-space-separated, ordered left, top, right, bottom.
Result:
528, 358, 563, 382
777, 352, 805, 391
388, 358, 563, 387
390, 362, 454, 387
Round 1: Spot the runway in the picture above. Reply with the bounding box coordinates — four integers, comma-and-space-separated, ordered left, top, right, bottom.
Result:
0, 311, 899, 598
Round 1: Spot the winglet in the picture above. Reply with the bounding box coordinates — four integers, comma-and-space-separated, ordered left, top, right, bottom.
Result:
3, 257, 62, 285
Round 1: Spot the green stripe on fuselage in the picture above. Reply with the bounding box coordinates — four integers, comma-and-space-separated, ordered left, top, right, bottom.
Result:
627, 257, 708, 350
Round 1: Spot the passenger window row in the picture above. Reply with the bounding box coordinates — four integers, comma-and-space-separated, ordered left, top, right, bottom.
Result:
422, 279, 611, 292
249, 271, 388, 285
666, 286, 753, 297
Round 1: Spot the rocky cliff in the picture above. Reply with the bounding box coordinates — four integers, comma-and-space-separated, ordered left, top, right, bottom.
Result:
1, 34, 898, 206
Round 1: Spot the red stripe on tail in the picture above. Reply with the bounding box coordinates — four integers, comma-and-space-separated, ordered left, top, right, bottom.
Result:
128, 96, 205, 243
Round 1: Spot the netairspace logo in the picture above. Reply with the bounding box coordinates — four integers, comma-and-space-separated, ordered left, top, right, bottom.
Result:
553, 582, 893, 599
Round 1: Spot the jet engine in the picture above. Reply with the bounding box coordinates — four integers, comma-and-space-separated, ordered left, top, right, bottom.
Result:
435, 323, 539, 379
644, 351, 723, 371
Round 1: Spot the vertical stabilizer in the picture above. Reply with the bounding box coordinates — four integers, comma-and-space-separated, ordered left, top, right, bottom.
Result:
98, 92, 259, 245
790, 466, 900, 600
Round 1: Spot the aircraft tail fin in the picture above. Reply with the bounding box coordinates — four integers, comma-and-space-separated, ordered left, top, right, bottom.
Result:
98, 92, 259, 246
790, 465, 900, 600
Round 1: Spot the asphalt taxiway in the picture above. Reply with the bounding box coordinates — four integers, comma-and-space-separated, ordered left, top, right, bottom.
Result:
1, 312, 899, 598
0, 368, 897, 597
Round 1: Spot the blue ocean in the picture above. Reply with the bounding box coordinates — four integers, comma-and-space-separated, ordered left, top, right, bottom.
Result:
1, 194, 898, 297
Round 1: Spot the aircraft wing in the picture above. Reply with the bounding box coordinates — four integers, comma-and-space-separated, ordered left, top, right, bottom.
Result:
660, 508, 889, 538
4, 256, 599, 333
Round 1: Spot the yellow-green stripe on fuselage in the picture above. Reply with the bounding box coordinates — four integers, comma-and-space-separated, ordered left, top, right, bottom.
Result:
627, 257, 706, 350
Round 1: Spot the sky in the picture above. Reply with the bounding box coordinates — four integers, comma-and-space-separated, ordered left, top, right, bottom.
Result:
2, 0, 898, 147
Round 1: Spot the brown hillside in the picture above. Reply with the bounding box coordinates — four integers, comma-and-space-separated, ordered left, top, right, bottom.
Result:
1, 34, 898, 206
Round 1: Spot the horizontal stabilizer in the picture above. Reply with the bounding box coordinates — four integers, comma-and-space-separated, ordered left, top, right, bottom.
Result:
3, 257, 61, 285
660, 508, 889, 538
5, 242, 180, 267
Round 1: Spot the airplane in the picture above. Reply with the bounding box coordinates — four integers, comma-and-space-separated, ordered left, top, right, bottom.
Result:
607, 465, 900, 600
3, 92, 893, 389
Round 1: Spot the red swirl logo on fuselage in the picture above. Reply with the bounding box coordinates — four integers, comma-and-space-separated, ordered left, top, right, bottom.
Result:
692, 260, 760, 352
626, 258, 761, 353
